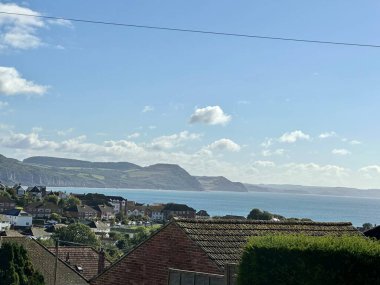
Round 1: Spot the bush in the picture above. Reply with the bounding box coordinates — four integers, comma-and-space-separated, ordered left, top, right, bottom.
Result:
0, 243, 45, 285
238, 235, 380, 285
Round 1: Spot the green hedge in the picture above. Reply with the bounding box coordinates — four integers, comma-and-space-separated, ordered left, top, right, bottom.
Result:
238, 235, 380, 285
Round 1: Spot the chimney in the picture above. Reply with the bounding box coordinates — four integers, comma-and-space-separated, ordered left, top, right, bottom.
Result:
98, 248, 105, 274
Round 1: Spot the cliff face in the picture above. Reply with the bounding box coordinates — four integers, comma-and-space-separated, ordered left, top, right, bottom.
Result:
0, 155, 205, 190
196, 176, 248, 192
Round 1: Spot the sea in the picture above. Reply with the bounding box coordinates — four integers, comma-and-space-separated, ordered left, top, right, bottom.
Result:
52, 187, 380, 227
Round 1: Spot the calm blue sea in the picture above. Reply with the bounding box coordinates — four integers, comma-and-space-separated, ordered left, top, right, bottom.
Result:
52, 187, 380, 227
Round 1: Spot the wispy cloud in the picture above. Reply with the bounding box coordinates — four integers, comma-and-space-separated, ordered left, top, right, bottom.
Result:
142, 105, 154, 113
319, 131, 337, 139
262, 148, 285, 157
332, 149, 351, 156
127, 132, 140, 139
148, 131, 201, 150
0, 66, 48, 96
189, 106, 231, 126
57, 128, 74, 136
0, 101, 9, 109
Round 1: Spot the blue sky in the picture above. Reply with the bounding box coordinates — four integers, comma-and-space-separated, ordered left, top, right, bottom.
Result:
0, 1, 380, 188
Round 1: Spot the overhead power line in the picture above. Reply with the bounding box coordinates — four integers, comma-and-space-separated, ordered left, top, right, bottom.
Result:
1, 11, 379, 48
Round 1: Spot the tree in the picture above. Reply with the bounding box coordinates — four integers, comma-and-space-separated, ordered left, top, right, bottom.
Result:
66, 196, 81, 208
52, 223, 99, 247
50, 213, 61, 223
0, 243, 45, 285
45, 195, 58, 205
362, 223, 373, 231
247, 208, 273, 220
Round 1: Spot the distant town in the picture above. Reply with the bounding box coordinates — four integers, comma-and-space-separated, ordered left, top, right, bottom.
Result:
0, 181, 379, 285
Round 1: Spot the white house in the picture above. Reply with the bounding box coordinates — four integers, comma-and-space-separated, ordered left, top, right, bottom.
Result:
147, 204, 165, 221
0, 215, 11, 231
2, 209, 32, 227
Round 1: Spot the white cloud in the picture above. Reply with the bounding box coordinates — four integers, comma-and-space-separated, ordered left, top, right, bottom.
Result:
350, 140, 361, 145
279, 130, 311, 143
189, 106, 231, 126
253, 160, 275, 167
261, 138, 274, 148
0, 100, 9, 109
207, 138, 241, 152
0, 3, 71, 50
127, 132, 140, 139
0, 131, 59, 150
262, 148, 285, 157
57, 128, 74, 136
0, 66, 48, 96
319, 131, 337, 139
149, 131, 201, 150
142, 105, 154, 113
332, 149, 351, 156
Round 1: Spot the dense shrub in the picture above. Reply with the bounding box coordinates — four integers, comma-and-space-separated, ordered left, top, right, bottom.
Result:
0, 243, 45, 285
238, 235, 380, 285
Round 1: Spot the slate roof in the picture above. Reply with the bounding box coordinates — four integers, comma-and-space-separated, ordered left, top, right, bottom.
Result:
47, 246, 111, 281
77, 204, 98, 213
1, 237, 88, 285
2, 209, 31, 217
0, 196, 15, 203
364, 225, 380, 239
163, 203, 195, 212
25, 201, 61, 211
174, 218, 361, 269
97, 204, 114, 213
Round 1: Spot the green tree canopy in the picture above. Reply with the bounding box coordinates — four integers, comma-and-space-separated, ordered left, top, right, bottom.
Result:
66, 196, 81, 208
45, 195, 58, 205
52, 223, 99, 247
247, 208, 275, 220
0, 243, 44, 285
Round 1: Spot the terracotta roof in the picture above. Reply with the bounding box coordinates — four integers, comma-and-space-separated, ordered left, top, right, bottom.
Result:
174, 218, 361, 269
47, 246, 111, 281
1, 237, 88, 285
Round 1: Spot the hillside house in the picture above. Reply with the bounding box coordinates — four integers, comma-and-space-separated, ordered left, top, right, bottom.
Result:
1, 209, 32, 227
162, 203, 196, 220
90, 218, 361, 285
47, 246, 111, 281
0, 196, 16, 212
127, 205, 147, 218
24, 201, 63, 218
13, 184, 26, 196
146, 204, 165, 221
106, 196, 127, 215
96, 204, 115, 220
2, 237, 88, 285
66, 204, 98, 220
26, 186, 47, 198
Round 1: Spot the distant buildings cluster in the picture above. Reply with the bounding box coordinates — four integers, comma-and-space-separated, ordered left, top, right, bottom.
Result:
0, 182, 210, 236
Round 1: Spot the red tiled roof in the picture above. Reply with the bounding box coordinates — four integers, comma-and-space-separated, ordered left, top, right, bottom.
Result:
47, 246, 111, 280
